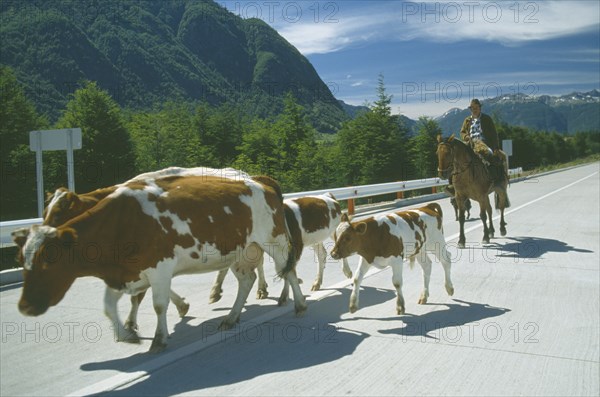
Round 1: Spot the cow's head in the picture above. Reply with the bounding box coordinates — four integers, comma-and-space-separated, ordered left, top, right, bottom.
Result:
43, 188, 84, 227
331, 213, 367, 260
12, 225, 79, 316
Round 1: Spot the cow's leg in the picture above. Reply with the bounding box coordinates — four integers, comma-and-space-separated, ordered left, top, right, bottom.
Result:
145, 263, 176, 353
311, 243, 327, 291
268, 240, 307, 315
170, 290, 189, 317
349, 257, 371, 313
255, 254, 268, 299
341, 257, 353, 279
219, 265, 256, 330
390, 257, 405, 315
209, 269, 228, 303
125, 291, 144, 332
416, 252, 432, 305
437, 242, 454, 297
104, 287, 140, 343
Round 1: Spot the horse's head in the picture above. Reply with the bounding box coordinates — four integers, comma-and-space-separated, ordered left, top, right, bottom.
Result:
436, 134, 455, 179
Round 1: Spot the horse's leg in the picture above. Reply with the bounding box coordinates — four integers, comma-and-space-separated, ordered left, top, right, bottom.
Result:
457, 196, 467, 248
487, 198, 495, 239
479, 199, 490, 244
497, 188, 509, 236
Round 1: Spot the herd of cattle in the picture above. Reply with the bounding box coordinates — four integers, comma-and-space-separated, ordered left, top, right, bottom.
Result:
11, 167, 455, 353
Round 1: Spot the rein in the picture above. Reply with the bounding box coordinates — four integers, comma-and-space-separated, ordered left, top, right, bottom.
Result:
438, 142, 473, 177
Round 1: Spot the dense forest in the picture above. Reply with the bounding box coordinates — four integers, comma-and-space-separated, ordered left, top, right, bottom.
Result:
0, 0, 347, 133
2, 66, 599, 221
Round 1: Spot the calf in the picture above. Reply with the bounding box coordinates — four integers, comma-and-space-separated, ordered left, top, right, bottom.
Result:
13, 172, 306, 353
330, 203, 454, 315
208, 193, 353, 304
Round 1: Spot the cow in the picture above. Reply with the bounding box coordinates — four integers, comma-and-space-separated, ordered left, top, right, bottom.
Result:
208, 193, 353, 304
13, 172, 306, 353
40, 167, 249, 329
330, 203, 454, 315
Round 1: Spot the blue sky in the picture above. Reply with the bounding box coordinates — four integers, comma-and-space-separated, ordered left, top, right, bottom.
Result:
223, 1, 600, 119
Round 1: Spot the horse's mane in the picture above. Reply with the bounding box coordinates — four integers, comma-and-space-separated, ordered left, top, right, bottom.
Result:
448, 137, 480, 162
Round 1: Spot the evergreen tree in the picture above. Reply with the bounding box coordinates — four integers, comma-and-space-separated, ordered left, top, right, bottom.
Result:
335, 74, 411, 186
0, 66, 48, 219
56, 81, 135, 192
410, 117, 441, 179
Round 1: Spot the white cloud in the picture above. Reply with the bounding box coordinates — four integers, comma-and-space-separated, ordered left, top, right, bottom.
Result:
269, 1, 599, 55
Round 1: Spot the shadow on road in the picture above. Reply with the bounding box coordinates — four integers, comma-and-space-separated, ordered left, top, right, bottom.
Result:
490, 236, 594, 260
80, 287, 396, 395
374, 299, 511, 340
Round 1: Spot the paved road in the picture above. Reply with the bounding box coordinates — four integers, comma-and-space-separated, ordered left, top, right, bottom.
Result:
1, 163, 598, 396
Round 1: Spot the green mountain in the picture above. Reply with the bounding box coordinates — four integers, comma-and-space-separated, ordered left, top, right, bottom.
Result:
435, 90, 600, 135
0, 0, 346, 132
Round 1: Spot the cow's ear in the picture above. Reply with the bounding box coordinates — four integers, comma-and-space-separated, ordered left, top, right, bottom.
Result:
355, 222, 368, 235
65, 192, 81, 210
11, 227, 30, 248
437, 134, 442, 143
341, 213, 350, 223
58, 227, 78, 245
448, 134, 455, 142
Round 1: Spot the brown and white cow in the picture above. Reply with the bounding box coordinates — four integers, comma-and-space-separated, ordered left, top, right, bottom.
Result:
208, 193, 353, 304
330, 203, 454, 315
40, 167, 247, 330
13, 172, 306, 353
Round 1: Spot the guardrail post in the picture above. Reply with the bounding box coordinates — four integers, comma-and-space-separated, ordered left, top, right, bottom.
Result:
432, 186, 437, 194
347, 199, 355, 216
396, 191, 404, 199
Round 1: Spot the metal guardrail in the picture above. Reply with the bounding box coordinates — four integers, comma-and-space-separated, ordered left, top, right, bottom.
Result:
0, 168, 522, 250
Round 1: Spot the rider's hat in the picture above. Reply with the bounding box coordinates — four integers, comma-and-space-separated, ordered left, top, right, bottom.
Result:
469, 99, 482, 109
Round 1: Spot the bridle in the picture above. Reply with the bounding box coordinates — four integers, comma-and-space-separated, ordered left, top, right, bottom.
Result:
438, 141, 472, 177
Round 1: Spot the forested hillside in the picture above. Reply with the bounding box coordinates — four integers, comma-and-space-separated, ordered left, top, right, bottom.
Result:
0, 0, 346, 132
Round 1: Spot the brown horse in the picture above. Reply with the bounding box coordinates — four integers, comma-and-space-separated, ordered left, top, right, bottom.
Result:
437, 135, 510, 248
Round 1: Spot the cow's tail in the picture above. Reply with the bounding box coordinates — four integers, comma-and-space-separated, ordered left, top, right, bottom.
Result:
425, 202, 443, 219
279, 205, 303, 278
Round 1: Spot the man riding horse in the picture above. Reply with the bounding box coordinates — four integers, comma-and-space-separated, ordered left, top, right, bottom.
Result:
446, 98, 506, 196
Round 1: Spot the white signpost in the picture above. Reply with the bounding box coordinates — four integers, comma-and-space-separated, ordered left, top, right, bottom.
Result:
503, 139, 513, 171
29, 128, 82, 217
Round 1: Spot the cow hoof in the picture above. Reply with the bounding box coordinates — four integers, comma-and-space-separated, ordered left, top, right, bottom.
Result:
218, 320, 236, 331
208, 295, 222, 304
458, 241, 466, 249
295, 304, 308, 317
397, 307, 405, 315
343, 269, 353, 279
277, 296, 288, 306
310, 283, 321, 291
349, 305, 358, 314
446, 286, 455, 296
418, 296, 428, 305
124, 321, 139, 332
483, 238, 490, 244
501, 228, 507, 236
149, 340, 167, 354
256, 288, 269, 300
177, 302, 190, 318
119, 330, 141, 344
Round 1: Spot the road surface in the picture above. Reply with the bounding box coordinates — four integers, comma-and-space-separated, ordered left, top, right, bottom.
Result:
1, 162, 598, 396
